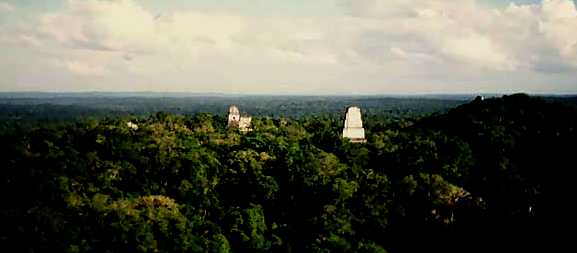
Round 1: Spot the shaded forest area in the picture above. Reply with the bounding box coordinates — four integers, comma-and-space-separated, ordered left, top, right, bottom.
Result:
1, 94, 576, 252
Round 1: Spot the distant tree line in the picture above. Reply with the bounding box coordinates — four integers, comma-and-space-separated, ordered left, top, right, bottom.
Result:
0, 96, 468, 120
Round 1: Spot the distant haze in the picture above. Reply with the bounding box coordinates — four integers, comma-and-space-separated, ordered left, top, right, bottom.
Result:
0, 0, 576, 94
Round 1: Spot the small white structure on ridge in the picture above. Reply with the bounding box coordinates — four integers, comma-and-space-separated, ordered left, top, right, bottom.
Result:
342, 106, 366, 143
127, 121, 138, 130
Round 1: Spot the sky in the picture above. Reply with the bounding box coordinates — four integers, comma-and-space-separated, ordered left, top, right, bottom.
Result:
0, 0, 576, 94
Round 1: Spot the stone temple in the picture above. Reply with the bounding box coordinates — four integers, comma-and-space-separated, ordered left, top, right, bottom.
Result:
228, 105, 241, 126
342, 106, 366, 143
228, 105, 252, 132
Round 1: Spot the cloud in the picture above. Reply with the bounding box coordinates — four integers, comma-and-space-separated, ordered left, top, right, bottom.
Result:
341, 0, 577, 73
538, 0, 577, 65
22, 0, 577, 71
37, 0, 157, 52
64, 61, 108, 76
440, 33, 515, 70
0, 0, 576, 93
0, 2, 15, 13
26, 0, 342, 76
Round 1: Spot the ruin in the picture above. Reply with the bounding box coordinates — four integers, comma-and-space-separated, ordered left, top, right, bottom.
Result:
127, 121, 138, 130
228, 105, 241, 126
238, 116, 252, 132
227, 105, 252, 132
342, 106, 366, 143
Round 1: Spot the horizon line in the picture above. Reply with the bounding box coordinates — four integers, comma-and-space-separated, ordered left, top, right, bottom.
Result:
1, 91, 577, 97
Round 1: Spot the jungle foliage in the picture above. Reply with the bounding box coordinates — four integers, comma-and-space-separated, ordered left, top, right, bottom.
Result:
1, 94, 575, 252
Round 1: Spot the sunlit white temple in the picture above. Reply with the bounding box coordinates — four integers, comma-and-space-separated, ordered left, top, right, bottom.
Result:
342, 106, 366, 143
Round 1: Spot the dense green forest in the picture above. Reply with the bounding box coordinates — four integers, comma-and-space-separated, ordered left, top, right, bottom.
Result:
0, 94, 468, 120
1, 94, 575, 252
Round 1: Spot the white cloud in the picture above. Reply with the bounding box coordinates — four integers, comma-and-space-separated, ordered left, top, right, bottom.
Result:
38, 0, 157, 52
0, 0, 576, 93
0, 2, 15, 13
441, 33, 515, 70
539, 0, 577, 65
342, 0, 577, 73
